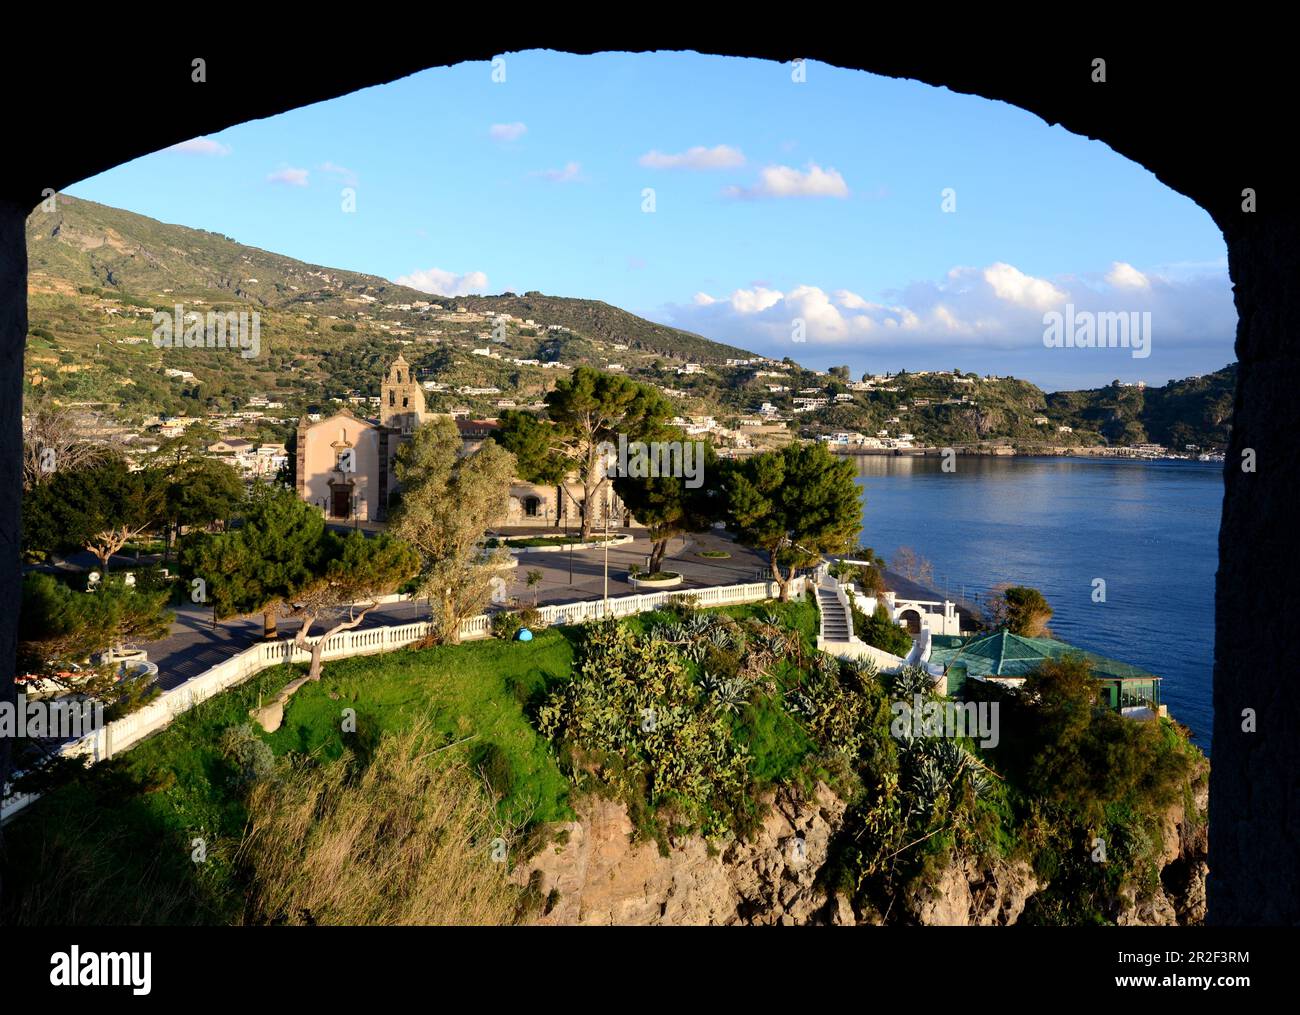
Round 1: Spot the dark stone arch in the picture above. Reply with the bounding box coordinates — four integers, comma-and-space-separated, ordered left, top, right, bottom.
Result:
1, 26, 1294, 923
899, 608, 924, 635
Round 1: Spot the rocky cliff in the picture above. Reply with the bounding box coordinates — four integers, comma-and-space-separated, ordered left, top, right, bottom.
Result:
515, 783, 852, 926
1116, 776, 1210, 926
515, 778, 1209, 926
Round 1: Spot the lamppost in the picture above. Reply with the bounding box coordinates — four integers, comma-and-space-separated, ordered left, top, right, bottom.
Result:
602, 483, 611, 616
564, 487, 575, 585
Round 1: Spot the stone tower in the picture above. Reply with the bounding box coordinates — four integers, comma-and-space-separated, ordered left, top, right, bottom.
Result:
381, 353, 426, 432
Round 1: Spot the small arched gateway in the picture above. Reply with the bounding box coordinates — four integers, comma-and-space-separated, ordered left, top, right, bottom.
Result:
898, 608, 924, 635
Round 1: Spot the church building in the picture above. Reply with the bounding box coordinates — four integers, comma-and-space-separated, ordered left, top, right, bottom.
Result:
295, 354, 627, 530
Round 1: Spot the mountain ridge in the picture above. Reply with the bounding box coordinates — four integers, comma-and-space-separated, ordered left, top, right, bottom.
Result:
23, 195, 1234, 451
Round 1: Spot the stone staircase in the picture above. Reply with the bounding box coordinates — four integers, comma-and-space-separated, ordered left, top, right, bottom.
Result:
814, 578, 913, 674
816, 583, 852, 643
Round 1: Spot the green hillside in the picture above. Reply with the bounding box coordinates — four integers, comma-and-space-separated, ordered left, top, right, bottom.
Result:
1045, 367, 1235, 449
23, 195, 1235, 453
24, 196, 756, 421
789, 366, 1234, 451
454, 293, 753, 362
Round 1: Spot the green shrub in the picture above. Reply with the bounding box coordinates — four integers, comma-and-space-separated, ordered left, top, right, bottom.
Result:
218, 723, 276, 786
853, 603, 913, 656
491, 612, 524, 640
537, 617, 752, 841
995, 585, 1053, 637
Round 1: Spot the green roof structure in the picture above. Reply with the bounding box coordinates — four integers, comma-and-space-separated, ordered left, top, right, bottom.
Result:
929, 630, 1161, 684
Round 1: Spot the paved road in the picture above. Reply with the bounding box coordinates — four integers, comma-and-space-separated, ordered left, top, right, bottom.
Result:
46, 531, 978, 696
147, 597, 432, 691
505, 529, 770, 607
137, 529, 773, 692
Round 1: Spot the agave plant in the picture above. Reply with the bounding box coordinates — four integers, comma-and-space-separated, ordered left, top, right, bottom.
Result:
712, 677, 752, 716
931, 736, 968, 776
909, 756, 949, 809
653, 621, 686, 644
750, 627, 781, 657
685, 613, 713, 636
905, 736, 981, 800
706, 626, 727, 648
681, 640, 707, 663
891, 664, 935, 699
965, 763, 992, 800
850, 656, 880, 682
785, 689, 815, 718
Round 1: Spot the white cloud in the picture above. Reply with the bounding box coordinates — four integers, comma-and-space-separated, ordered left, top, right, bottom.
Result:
396, 267, 489, 297
728, 286, 785, 314
724, 163, 849, 200
266, 167, 309, 187
532, 161, 584, 183
982, 262, 1067, 310
319, 161, 358, 187
786, 285, 863, 339
661, 261, 1235, 359
171, 137, 230, 156
638, 145, 745, 170
834, 289, 882, 312
490, 122, 527, 142
1106, 261, 1151, 289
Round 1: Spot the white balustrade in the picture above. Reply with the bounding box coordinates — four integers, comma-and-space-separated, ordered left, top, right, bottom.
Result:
2, 576, 803, 823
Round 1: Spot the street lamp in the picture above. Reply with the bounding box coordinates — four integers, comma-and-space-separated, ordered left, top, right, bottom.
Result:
564, 486, 574, 585
603, 483, 611, 616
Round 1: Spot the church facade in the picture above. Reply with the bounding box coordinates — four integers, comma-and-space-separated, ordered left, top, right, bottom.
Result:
295, 354, 627, 530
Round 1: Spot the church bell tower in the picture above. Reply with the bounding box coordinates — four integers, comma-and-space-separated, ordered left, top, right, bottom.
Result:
381, 353, 426, 432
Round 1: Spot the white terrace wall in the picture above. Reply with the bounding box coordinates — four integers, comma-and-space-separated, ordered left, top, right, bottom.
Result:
816, 580, 908, 672
1, 577, 804, 824
847, 588, 962, 637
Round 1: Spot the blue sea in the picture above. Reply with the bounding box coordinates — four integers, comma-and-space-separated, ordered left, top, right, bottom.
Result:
853, 455, 1221, 750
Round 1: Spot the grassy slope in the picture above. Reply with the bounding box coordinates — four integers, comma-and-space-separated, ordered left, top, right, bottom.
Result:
263, 630, 576, 825
25, 197, 1233, 449
0, 629, 577, 925
2, 599, 817, 925
1, 593, 1205, 926
1044, 366, 1236, 448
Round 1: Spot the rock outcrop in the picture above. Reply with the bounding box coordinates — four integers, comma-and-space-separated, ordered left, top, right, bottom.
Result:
515, 783, 851, 926
516, 775, 1210, 927
1115, 776, 1211, 926
906, 854, 1041, 926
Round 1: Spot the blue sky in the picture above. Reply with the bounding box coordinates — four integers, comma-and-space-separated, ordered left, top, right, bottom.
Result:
68, 51, 1235, 390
